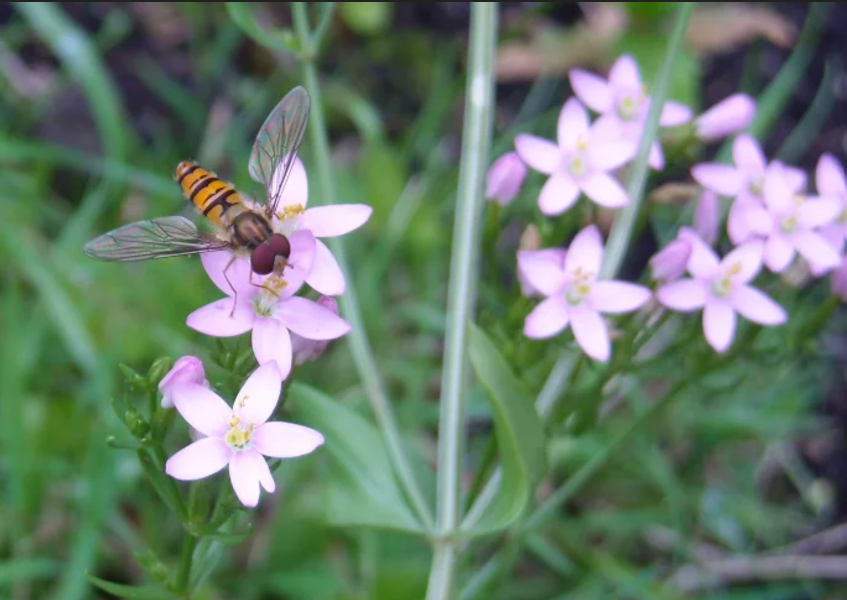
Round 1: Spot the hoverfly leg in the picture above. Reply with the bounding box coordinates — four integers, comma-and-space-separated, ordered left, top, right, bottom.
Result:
221, 254, 239, 318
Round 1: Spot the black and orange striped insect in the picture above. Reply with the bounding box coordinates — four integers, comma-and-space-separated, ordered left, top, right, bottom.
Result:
84, 86, 311, 288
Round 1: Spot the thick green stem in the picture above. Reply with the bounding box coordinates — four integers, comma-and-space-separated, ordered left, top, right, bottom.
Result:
426, 4, 498, 599
175, 533, 198, 596
291, 2, 434, 531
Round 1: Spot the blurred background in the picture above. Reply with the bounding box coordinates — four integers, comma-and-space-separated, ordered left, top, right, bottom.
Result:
2, 2, 847, 599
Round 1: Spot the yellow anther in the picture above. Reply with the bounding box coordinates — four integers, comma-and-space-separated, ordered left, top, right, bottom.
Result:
278, 204, 306, 221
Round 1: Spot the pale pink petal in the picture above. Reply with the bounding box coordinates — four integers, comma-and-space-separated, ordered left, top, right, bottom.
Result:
782, 165, 808, 192
159, 356, 207, 409
744, 203, 773, 236
186, 298, 255, 337
732, 134, 766, 174
764, 234, 795, 273
565, 225, 604, 275
693, 189, 719, 246
306, 239, 346, 296
695, 94, 755, 141
234, 361, 283, 426
201, 252, 257, 298
515, 134, 561, 175
165, 438, 232, 480
691, 164, 744, 196
518, 249, 567, 297
524, 296, 570, 339
570, 307, 610, 362
797, 197, 841, 229
229, 449, 263, 507
588, 139, 637, 171
254, 453, 276, 493
517, 250, 567, 296
816, 153, 847, 197
609, 54, 641, 90
657, 279, 708, 311
703, 300, 736, 353
659, 101, 692, 127
762, 164, 794, 213
649, 238, 692, 282
252, 317, 293, 380
792, 230, 842, 271
279, 229, 317, 298
272, 156, 309, 210
569, 69, 614, 113
684, 236, 721, 279
832, 257, 847, 301
300, 204, 372, 238
591, 114, 624, 142
538, 173, 580, 216
580, 172, 628, 208
820, 225, 847, 255
589, 281, 651, 313
486, 152, 527, 205
170, 383, 232, 437
277, 296, 351, 341
253, 422, 325, 458
723, 240, 764, 284
648, 141, 664, 170
557, 98, 590, 150
727, 196, 759, 244
730, 285, 787, 326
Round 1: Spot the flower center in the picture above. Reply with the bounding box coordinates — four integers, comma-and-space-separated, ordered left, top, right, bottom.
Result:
839, 206, 847, 224
616, 86, 646, 121
710, 276, 732, 297
564, 267, 594, 305
224, 414, 255, 450
252, 276, 288, 317
274, 203, 306, 236
748, 176, 764, 197
567, 154, 588, 178
780, 215, 798, 233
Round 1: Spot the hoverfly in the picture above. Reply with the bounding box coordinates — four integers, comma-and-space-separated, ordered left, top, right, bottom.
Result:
83, 86, 311, 302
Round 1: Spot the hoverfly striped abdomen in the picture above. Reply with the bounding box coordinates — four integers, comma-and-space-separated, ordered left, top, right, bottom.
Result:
175, 161, 245, 227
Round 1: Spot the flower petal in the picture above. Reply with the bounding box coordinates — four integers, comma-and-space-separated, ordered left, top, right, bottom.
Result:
517, 249, 567, 297
186, 297, 255, 337
781, 164, 808, 192
524, 295, 570, 339
764, 234, 795, 273
305, 238, 346, 296
569, 69, 614, 113
570, 307, 610, 362
727, 196, 759, 244
609, 54, 641, 90
277, 296, 352, 341
588, 139, 637, 172
580, 172, 629, 208
234, 361, 283, 426
515, 134, 561, 174
272, 156, 309, 210
691, 164, 744, 196
657, 279, 707, 311
649, 238, 692, 282
722, 240, 764, 283
684, 235, 721, 279
253, 422, 325, 458
252, 317, 293, 380
538, 172, 580, 216
165, 438, 232, 481
300, 204, 372, 238
732, 134, 766, 174
744, 203, 773, 236
816, 153, 847, 197
659, 101, 692, 127
589, 281, 652, 314
648, 140, 665, 171
200, 252, 256, 298
486, 152, 527, 205
703, 299, 736, 353
229, 449, 263, 507
695, 94, 755, 141
797, 197, 841, 229
557, 98, 590, 150
792, 230, 842, 271
171, 383, 232, 438
730, 285, 787, 326
279, 228, 317, 298
565, 225, 604, 275
693, 189, 719, 246
762, 164, 794, 213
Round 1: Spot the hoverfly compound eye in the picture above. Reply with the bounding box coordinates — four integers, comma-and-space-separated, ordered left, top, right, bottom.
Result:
268, 234, 291, 259
250, 243, 276, 275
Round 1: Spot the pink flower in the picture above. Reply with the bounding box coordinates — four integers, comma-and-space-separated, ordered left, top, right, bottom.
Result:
263, 157, 372, 296
694, 94, 756, 142
165, 362, 325, 508
186, 239, 351, 380
159, 356, 209, 409
809, 153, 847, 275
657, 241, 787, 353
517, 248, 567, 297
485, 152, 527, 205
744, 163, 841, 274
649, 237, 692, 283
515, 98, 637, 216
522, 225, 652, 362
569, 54, 692, 170
291, 296, 340, 366
693, 189, 719, 246
832, 256, 847, 301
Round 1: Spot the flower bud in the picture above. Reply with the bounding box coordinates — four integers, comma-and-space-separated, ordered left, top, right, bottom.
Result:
517, 248, 567, 297
158, 356, 209, 409
291, 296, 339, 365
693, 189, 718, 246
485, 152, 527, 206
695, 94, 755, 142
649, 238, 692, 283
146, 356, 173, 388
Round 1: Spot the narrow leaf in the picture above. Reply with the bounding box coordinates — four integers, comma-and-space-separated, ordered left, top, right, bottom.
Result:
136, 450, 187, 521
86, 575, 179, 600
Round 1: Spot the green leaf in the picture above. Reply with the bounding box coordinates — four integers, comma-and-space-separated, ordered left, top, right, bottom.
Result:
136, 450, 187, 521
460, 324, 547, 535
0, 558, 59, 585
87, 575, 179, 600
225, 2, 294, 53
288, 383, 426, 534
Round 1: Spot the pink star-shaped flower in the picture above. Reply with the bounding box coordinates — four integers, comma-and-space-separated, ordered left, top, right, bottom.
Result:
808, 153, 847, 275
165, 361, 325, 508
521, 225, 652, 362
515, 98, 638, 216
657, 241, 787, 353
569, 54, 692, 170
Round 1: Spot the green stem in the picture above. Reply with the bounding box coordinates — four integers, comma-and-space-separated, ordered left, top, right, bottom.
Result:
290, 2, 434, 531
426, 4, 498, 599
175, 533, 198, 596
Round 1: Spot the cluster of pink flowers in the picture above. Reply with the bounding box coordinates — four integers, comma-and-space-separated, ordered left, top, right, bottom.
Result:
492, 54, 847, 361
159, 158, 372, 507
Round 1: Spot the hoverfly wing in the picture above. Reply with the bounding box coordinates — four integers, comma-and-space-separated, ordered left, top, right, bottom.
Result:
83, 215, 230, 262
248, 85, 311, 218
